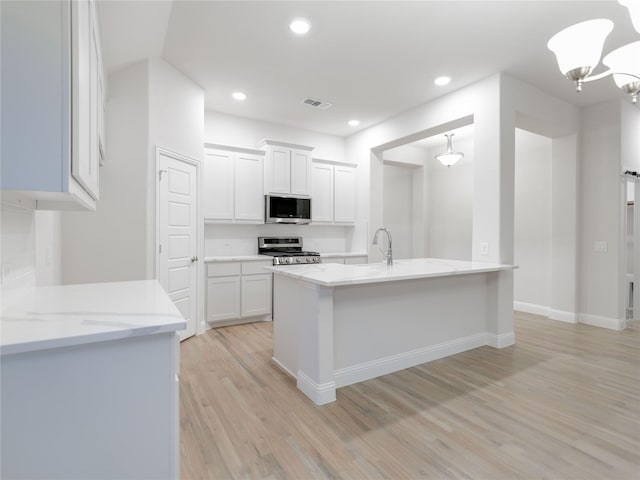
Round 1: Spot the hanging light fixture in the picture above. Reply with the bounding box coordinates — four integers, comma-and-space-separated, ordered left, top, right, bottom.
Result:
435, 133, 464, 167
547, 3, 640, 104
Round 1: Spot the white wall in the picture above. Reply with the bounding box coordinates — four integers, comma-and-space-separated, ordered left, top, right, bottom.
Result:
426, 136, 474, 261
579, 101, 624, 327
513, 129, 552, 310
205, 111, 346, 162
62, 60, 149, 284
383, 164, 414, 259
61, 58, 205, 284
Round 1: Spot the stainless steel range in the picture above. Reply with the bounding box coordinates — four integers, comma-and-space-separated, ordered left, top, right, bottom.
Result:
258, 237, 321, 265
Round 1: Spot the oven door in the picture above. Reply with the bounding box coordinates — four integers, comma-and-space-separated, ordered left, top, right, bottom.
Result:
265, 195, 311, 224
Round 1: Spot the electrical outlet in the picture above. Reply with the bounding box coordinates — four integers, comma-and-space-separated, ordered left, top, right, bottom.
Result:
480, 242, 489, 255
594, 241, 608, 253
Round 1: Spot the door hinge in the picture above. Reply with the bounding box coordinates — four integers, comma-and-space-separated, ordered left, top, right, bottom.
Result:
159, 169, 167, 181
159, 244, 162, 254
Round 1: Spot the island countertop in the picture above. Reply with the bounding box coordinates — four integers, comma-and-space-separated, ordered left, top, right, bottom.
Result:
266, 258, 515, 287
1, 280, 185, 355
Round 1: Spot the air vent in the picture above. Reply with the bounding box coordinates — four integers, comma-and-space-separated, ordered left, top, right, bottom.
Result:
302, 97, 332, 109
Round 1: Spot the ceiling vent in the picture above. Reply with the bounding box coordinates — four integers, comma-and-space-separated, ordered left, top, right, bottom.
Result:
302, 97, 332, 109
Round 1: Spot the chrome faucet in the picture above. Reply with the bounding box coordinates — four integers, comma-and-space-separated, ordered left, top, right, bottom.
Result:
372, 227, 393, 266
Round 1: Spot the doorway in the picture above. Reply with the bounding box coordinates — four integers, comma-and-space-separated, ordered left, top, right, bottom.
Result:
156, 147, 199, 341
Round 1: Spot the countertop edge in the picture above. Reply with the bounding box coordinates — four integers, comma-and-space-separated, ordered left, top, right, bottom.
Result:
0, 320, 186, 356
266, 262, 516, 287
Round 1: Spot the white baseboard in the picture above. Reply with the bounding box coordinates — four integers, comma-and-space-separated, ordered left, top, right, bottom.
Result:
296, 371, 336, 405
549, 309, 577, 324
486, 331, 515, 348
334, 333, 488, 389
513, 301, 550, 317
578, 313, 627, 331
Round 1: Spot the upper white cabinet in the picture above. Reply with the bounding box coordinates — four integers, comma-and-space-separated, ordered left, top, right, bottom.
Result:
204, 144, 265, 223
311, 159, 357, 225
1, 0, 105, 210
258, 139, 314, 196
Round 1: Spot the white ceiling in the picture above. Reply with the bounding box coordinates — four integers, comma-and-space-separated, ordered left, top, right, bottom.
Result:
99, 1, 639, 138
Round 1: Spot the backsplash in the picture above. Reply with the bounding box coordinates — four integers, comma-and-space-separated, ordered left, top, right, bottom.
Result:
1, 204, 37, 291
205, 224, 360, 257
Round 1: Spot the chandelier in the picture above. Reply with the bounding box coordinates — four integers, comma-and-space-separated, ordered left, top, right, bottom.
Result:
547, 1, 640, 103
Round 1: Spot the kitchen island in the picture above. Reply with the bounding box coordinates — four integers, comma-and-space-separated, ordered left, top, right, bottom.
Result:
1, 280, 185, 479
267, 258, 515, 405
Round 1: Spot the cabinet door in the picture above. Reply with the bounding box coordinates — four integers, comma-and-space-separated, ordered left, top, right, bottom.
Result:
290, 149, 311, 196
241, 274, 272, 317
204, 150, 234, 220
265, 147, 290, 194
71, 0, 99, 199
311, 163, 334, 223
207, 276, 241, 322
334, 166, 357, 223
235, 153, 264, 222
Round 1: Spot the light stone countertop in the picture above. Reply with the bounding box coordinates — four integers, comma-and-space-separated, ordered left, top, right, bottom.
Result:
266, 258, 516, 287
1, 280, 185, 355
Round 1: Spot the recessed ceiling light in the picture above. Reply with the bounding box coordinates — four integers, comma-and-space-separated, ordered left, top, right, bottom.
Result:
348, 120, 360, 126
289, 18, 311, 35
231, 91, 247, 101
434, 76, 451, 86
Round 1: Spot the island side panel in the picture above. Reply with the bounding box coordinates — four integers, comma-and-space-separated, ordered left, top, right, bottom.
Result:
272, 274, 303, 377
332, 274, 490, 388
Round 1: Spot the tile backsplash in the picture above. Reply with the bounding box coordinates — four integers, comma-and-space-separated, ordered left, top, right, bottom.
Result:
1, 204, 37, 291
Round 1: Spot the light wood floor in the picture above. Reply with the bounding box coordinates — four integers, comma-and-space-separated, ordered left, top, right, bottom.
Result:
180, 312, 640, 479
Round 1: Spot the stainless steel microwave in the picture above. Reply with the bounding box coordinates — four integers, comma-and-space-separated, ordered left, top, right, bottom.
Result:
265, 195, 311, 224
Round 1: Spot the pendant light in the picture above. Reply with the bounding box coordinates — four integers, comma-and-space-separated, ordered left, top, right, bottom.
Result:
546, 1, 640, 104
435, 133, 464, 167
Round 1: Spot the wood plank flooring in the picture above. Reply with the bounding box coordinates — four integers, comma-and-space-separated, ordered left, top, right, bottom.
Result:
180, 312, 640, 479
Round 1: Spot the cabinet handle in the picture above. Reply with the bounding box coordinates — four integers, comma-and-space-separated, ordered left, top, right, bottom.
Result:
191, 256, 198, 263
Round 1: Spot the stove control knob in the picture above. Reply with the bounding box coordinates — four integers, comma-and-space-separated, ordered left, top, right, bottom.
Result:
313, 257, 320, 263
285, 257, 292, 264
296, 257, 303, 263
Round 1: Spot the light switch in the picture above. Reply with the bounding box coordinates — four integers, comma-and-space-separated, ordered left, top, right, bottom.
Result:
480, 242, 489, 255
594, 241, 608, 253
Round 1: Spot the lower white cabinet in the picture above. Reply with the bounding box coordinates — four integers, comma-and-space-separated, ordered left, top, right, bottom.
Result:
322, 255, 368, 265
207, 260, 272, 325
207, 276, 241, 322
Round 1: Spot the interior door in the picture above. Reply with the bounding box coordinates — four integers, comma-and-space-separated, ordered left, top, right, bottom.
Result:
158, 150, 198, 340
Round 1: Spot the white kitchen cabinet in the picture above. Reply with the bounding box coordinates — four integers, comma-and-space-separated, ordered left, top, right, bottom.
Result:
207, 260, 272, 325
322, 257, 345, 265
204, 144, 265, 223
311, 159, 357, 224
1, 0, 104, 210
258, 139, 314, 196
334, 165, 357, 223
311, 163, 334, 222
207, 276, 241, 322
241, 274, 272, 317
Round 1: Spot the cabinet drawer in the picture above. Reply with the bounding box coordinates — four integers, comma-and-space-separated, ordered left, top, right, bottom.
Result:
207, 262, 241, 277
241, 261, 273, 275
344, 256, 368, 265
322, 258, 345, 265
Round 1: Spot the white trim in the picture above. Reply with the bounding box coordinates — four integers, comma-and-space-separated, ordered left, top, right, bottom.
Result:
486, 331, 515, 348
204, 143, 265, 156
334, 333, 488, 389
549, 309, 578, 323
296, 371, 336, 405
256, 138, 314, 151
513, 301, 550, 317
578, 313, 627, 331
155, 146, 202, 337
312, 157, 358, 168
